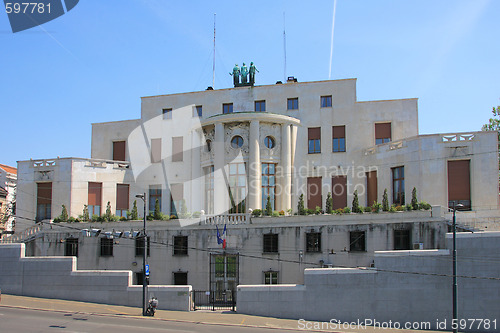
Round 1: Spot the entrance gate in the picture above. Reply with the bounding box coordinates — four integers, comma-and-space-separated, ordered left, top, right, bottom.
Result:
192, 252, 239, 311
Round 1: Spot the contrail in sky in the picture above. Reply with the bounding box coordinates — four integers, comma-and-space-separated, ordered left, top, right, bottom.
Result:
328, 0, 337, 79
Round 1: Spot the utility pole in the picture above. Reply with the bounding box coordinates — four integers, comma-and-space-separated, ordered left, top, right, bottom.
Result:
452, 202, 463, 333
136, 193, 148, 316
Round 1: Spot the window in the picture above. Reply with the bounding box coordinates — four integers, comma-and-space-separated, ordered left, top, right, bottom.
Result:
392, 166, 405, 205
321, 95, 332, 108
228, 163, 246, 213
194, 105, 202, 117
135, 272, 144, 285
100, 238, 113, 256
306, 232, 321, 252
264, 271, 278, 285
149, 186, 161, 213
332, 126, 346, 152
375, 123, 391, 144
112, 141, 126, 161
264, 136, 275, 149
394, 230, 411, 250
172, 137, 183, 162
135, 236, 150, 256
36, 182, 52, 222
448, 160, 471, 210
308, 127, 321, 154
173, 235, 188, 255
262, 163, 276, 210
350, 231, 366, 252
174, 272, 188, 285
151, 138, 161, 163
307, 177, 322, 209
366, 171, 377, 207
116, 184, 129, 217
223, 103, 233, 114
64, 238, 78, 257
163, 108, 172, 119
263, 233, 278, 253
231, 136, 243, 149
255, 100, 266, 112
204, 166, 214, 214
170, 183, 183, 217
287, 98, 298, 110
331, 176, 347, 210
88, 182, 102, 216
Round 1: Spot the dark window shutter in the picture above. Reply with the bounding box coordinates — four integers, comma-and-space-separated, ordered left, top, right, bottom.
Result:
448, 160, 470, 204
308, 127, 321, 140
366, 171, 378, 206
37, 182, 52, 205
113, 141, 126, 161
116, 184, 129, 210
172, 137, 183, 162
307, 177, 322, 209
88, 182, 102, 206
331, 176, 347, 209
332, 125, 345, 138
375, 123, 391, 140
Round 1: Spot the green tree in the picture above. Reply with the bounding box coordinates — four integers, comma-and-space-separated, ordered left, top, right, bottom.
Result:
297, 194, 305, 215
82, 205, 89, 222
352, 190, 360, 213
482, 106, 500, 176
104, 201, 112, 221
265, 196, 272, 216
60, 205, 69, 221
411, 187, 418, 210
154, 199, 162, 220
325, 192, 333, 214
130, 200, 138, 220
382, 189, 389, 212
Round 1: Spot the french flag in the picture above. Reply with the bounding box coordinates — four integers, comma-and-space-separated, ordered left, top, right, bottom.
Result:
216, 224, 227, 249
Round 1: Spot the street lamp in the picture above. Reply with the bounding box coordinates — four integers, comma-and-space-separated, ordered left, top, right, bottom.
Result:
136, 193, 148, 316
452, 201, 463, 333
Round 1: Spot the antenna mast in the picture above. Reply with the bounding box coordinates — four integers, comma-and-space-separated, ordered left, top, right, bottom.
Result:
283, 12, 287, 82
212, 13, 216, 88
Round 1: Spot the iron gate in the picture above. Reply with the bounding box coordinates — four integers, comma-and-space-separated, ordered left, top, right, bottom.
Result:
192, 252, 239, 311
192, 289, 235, 311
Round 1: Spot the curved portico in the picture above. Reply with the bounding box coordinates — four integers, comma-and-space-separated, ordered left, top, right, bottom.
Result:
199, 112, 300, 213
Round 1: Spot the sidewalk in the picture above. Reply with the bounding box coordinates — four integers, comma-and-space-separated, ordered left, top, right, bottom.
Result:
0, 294, 441, 332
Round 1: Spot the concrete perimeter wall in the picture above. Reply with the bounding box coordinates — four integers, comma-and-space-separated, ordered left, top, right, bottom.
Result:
237, 232, 500, 332
0, 243, 191, 311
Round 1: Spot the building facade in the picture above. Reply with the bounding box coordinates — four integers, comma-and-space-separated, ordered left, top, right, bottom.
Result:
9, 77, 499, 291
16, 78, 499, 231
0, 164, 17, 237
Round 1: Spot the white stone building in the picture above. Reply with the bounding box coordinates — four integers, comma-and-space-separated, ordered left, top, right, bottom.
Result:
9, 77, 500, 291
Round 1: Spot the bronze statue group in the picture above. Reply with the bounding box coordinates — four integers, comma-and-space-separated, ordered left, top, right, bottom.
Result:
230, 62, 259, 87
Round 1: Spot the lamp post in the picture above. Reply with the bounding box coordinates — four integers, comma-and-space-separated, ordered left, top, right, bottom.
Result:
452, 202, 463, 333
136, 193, 147, 316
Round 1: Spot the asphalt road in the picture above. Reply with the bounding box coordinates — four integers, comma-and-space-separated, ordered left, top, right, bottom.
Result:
0, 307, 296, 333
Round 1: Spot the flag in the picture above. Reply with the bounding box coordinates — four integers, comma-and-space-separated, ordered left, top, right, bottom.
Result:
216, 224, 227, 249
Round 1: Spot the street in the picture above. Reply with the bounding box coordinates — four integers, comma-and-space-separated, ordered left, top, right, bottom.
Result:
0, 307, 296, 333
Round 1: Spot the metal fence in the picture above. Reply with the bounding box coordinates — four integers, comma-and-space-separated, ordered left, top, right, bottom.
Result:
192, 290, 235, 311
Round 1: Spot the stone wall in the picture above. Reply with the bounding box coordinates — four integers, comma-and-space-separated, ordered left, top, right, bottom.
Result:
237, 232, 500, 332
0, 243, 191, 311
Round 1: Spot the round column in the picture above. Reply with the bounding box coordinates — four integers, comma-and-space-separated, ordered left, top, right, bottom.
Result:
281, 123, 292, 211
214, 122, 226, 214
249, 120, 261, 210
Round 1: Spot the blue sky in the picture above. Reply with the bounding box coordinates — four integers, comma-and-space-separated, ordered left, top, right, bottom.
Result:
1, 0, 499, 168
